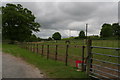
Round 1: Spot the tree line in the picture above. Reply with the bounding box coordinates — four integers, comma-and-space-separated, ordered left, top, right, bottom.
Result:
2, 3, 120, 44
100, 23, 120, 39
51, 22, 120, 40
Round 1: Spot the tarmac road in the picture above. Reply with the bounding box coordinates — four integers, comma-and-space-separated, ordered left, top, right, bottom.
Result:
2, 53, 44, 78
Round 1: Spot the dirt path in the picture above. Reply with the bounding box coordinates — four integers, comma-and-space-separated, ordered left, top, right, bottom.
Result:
2, 53, 44, 78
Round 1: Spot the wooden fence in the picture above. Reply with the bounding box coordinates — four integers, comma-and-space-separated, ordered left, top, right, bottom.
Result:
21, 42, 86, 71
21, 40, 120, 79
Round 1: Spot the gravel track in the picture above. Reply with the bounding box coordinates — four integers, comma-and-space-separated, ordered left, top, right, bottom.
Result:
2, 53, 44, 78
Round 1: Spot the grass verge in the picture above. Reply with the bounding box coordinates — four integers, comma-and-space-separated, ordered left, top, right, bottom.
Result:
2, 43, 88, 78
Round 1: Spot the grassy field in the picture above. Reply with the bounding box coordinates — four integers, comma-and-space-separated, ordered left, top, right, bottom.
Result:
32, 40, 119, 78
41, 40, 119, 47
2, 43, 88, 78
2, 40, 119, 78
27, 40, 119, 64
25, 40, 119, 76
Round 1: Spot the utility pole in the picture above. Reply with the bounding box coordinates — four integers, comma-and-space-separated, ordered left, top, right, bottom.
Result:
86, 24, 88, 44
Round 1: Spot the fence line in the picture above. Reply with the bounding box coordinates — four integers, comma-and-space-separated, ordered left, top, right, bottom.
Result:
21, 42, 86, 70
21, 40, 120, 80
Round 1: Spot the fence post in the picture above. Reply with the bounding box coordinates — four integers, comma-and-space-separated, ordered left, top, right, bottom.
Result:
25, 42, 27, 49
29, 43, 31, 51
47, 45, 49, 59
26, 42, 28, 49
20, 43, 23, 48
34, 44, 36, 53
31, 43, 33, 52
28, 43, 29, 50
55, 45, 58, 61
65, 45, 69, 66
25, 43, 26, 49
37, 44, 38, 54
31, 43, 32, 52
23, 42, 25, 48
42, 45, 44, 56
86, 39, 92, 75
22, 42, 24, 48
33, 43, 35, 52
32, 43, 34, 52
82, 46, 85, 72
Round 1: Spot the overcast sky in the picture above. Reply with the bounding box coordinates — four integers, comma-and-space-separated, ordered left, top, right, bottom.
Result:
2, 1, 119, 38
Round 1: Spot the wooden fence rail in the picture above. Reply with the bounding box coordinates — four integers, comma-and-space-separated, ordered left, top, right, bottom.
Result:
21, 42, 86, 70
20, 40, 120, 80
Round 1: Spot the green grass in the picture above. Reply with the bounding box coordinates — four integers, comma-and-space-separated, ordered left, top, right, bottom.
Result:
2, 43, 88, 78
35, 40, 119, 62
27, 40, 119, 67
42, 40, 119, 47
2, 40, 119, 78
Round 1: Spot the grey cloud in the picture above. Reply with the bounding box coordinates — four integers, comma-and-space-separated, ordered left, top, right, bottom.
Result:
118, 1, 120, 23
58, 2, 98, 17
2, 2, 118, 38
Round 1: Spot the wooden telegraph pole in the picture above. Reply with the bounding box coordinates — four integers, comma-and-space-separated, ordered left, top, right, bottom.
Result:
86, 24, 88, 44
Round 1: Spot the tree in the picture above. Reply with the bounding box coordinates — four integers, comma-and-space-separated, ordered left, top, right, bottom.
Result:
112, 23, 120, 37
100, 23, 113, 38
48, 37, 53, 41
37, 37, 42, 41
52, 32, 61, 40
2, 3, 40, 43
79, 30, 85, 38
26, 34, 38, 42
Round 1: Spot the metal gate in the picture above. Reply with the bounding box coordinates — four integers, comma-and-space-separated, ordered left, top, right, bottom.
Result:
86, 43, 120, 79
